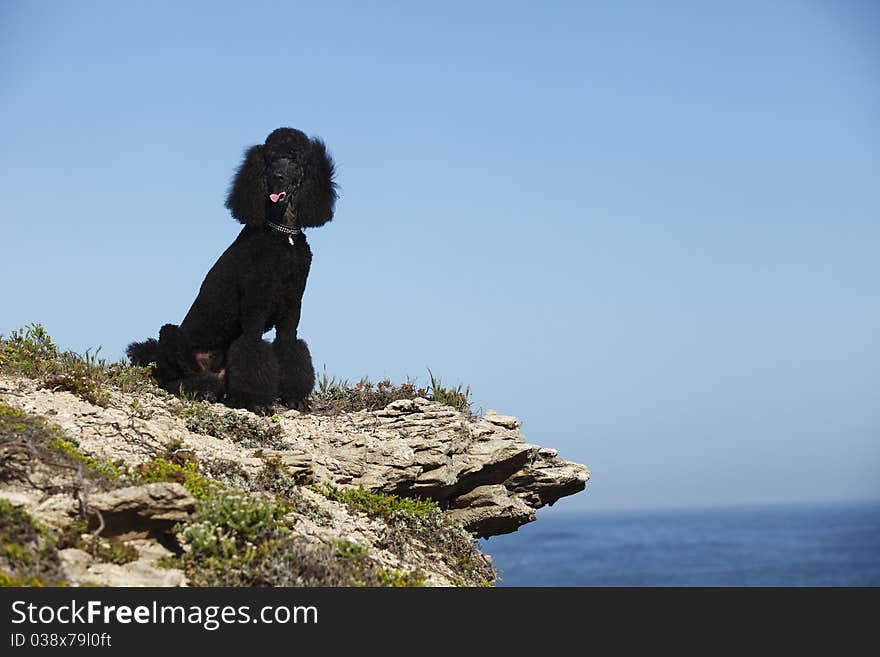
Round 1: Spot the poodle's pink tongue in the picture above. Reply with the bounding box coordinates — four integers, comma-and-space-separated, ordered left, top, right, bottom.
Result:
269, 192, 286, 203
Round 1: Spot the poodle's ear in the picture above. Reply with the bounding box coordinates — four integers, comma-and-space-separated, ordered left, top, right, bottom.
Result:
294, 138, 338, 228
225, 144, 267, 226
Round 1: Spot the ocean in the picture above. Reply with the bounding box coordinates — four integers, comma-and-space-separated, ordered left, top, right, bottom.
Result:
481, 501, 880, 586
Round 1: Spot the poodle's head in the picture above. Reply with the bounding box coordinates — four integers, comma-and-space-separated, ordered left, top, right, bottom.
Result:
225, 127, 337, 229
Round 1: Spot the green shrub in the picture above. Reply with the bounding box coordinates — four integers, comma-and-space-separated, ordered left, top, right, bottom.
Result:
134, 457, 214, 499
177, 490, 332, 586
49, 435, 123, 481
175, 490, 427, 587
0, 323, 58, 376
0, 500, 65, 587
187, 491, 290, 547
376, 505, 497, 587
57, 523, 138, 565
332, 539, 367, 559
308, 368, 474, 417
377, 567, 426, 587
175, 401, 285, 448
313, 484, 438, 519
426, 369, 472, 416
94, 539, 139, 565
0, 401, 121, 489
0, 323, 155, 407
309, 371, 425, 414
44, 369, 109, 406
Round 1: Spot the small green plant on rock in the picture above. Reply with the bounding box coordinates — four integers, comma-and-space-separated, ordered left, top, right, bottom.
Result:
50, 435, 123, 481
57, 523, 138, 565
174, 401, 285, 448
175, 489, 419, 587
132, 439, 213, 499
377, 567, 426, 587
134, 457, 213, 499
0, 323, 59, 376
332, 539, 367, 559
0, 500, 65, 587
426, 369, 472, 416
309, 371, 425, 414
307, 367, 475, 417
0, 323, 156, 407
44, 348, 111, 407
0, 401, 122, 490
174, 490, 294, 585
312, 484, 438, 520
94, 539, 138, 565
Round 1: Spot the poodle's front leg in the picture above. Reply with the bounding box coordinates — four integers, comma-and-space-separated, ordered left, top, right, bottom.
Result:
273, 335, 315, 410
272, 314, 315, 410
225, 328, 280, 414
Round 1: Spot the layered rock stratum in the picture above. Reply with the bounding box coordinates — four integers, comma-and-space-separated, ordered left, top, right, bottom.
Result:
0, 374, 589, 586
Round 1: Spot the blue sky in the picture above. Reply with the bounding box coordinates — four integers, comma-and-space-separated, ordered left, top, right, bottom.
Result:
1, 1, 878, 511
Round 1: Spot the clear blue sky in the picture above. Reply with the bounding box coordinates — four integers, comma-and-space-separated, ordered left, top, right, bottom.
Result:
1, 1, 878, 511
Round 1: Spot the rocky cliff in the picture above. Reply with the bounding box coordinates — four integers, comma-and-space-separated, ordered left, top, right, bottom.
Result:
0, 372, 589, 587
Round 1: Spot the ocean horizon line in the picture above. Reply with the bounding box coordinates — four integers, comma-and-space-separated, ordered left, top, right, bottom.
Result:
530, 496, 880, 518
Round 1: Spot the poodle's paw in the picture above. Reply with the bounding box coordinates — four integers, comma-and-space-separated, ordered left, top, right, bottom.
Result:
282, 397, 310, 413
250, 403, 274, 416
226, 397, 272, 416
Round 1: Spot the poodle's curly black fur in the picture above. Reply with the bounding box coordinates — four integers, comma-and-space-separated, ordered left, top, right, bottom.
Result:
127, 127, 337, 412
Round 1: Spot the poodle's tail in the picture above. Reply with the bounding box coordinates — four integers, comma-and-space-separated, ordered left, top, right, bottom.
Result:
126, 338, 159, 366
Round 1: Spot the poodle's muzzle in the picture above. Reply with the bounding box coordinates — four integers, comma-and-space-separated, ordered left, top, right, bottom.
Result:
267, 157, 302, 207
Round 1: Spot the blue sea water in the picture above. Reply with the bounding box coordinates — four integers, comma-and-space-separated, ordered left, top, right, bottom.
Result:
481, 501, 880, 586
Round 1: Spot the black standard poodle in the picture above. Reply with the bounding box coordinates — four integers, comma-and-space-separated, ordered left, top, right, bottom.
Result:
127, 127, 337, 413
